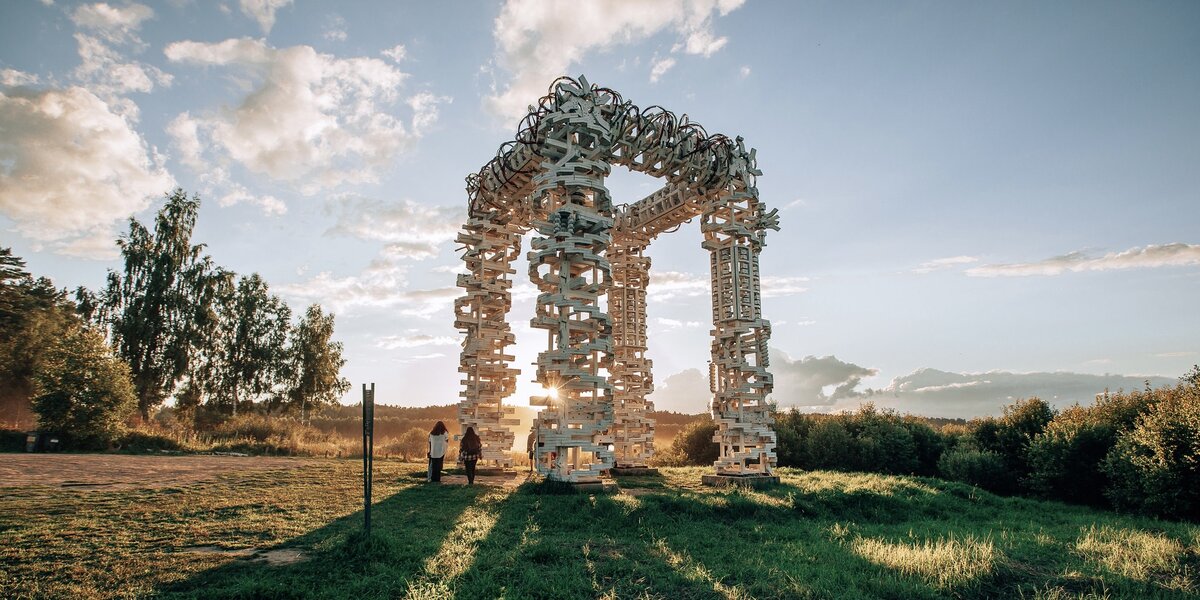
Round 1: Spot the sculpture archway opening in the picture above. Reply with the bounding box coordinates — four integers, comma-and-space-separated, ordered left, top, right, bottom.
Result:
455, 76, 780, 483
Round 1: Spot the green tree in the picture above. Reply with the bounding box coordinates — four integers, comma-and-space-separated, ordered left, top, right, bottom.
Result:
657, 417, 719, 466
204, 273, 291, 416
1, 248, 79, 427
32, 325, 136, 449
970, 397, 1055, 492
1026, 389, 1157, 505
1102, 378, 1200, 519
285, 304, 350, 420
100, 190, 223, 420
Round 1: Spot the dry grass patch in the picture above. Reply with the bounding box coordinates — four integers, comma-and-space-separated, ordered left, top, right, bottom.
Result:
852, 533, 997, 588
1075, 525, 1194, 590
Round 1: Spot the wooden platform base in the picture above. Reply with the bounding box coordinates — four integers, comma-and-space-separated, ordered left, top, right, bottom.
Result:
701, 474, 780, 488
610, 467, 660, 476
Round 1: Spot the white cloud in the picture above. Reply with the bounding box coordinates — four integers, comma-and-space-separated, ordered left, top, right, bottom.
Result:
781, 197, 807, 211
486, 0, 746, 119
761, 275, 809, 298
649, 56, 676, 83
382, 44, 406, 63
738, 65, 751, 78
966, 243, 1200, 277
408, 91, 451, 136
911, 255, 979, 274
647, 368, 710, 413
70, 2, 154, 44
432, 264, 468, 275
376, 334, 458, 350
654, 317, 702, 329
1, 69, 40, 87
239, 0, 292, 34
0, 87, 173, 254
868, 368, 1178, 419
326, 196, 462, 259
674, 27, 727, 57
278, 254, 460, 317
68, 3, 170, 120
646, 270, 709, 300
217, 184, 286, 216
768, 350, 878, 409
165, 38, 439, 196
322, 14, 347, 42
1155, 351, 1197, 358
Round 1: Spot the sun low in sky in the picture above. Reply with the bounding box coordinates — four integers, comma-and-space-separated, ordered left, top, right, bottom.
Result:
1, 0, 1197, 418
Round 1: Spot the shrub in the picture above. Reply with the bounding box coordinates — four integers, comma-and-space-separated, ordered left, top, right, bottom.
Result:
382, 427, 428, 461
1102, 380, 1200, 519
968, 397, 1054, 493
804, 418, 856, 471
119, 429, 187, 453
855, 417, 918, 475
207, 413, 343, 456
1026, 388, 1158, 505
938, 447, 1009, 493
32, 326, 136, 450
773, 409, 814, 468
901, 417, 948, 476
654, 418, 718, 466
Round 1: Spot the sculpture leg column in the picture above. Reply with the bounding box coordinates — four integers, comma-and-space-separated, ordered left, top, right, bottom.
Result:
702, 188, 776, 476
610, 239, 655, 467
454, 214, 521, 467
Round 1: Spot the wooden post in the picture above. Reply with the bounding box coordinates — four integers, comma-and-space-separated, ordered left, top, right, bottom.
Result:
362, 383, 375, 534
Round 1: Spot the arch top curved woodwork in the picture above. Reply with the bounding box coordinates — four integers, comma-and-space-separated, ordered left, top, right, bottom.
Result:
455, 76, 781, 482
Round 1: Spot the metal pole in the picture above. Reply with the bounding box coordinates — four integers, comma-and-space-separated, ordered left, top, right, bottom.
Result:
363, 383, 374, 535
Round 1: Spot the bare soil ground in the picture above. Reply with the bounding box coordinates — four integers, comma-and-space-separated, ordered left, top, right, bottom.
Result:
0, 454, 319, 490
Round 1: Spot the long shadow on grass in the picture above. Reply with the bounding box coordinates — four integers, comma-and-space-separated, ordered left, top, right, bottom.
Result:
451, 479, 735, 599
156, 479, 487, 599
450, 475, 1191, 599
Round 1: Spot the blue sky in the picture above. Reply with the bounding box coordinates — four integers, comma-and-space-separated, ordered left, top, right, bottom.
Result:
2, 0, 1197, 418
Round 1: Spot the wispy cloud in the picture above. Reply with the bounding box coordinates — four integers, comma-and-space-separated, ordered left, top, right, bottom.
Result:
325, 196, 462, 260
654, 317, 703, 329
967, 243, 1200, 277
376, 334, 458, 350
646, 270, 709, 300
238, 0, 293, 34
911, 255, 979, 274
485, 0, 745, 119
649, 56, 676, 83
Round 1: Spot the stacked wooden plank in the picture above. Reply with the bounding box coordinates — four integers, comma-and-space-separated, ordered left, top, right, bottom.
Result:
454, 76, 782, 480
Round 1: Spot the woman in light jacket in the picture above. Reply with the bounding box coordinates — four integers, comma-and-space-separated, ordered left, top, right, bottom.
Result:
428, 421, 449, 482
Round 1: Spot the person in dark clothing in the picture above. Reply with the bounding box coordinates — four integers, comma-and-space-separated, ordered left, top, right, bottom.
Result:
460, 426, 483, 485
428, 421, 449, 483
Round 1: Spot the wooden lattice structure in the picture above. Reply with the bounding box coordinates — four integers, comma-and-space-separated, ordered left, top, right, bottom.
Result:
455, 76, 780, 482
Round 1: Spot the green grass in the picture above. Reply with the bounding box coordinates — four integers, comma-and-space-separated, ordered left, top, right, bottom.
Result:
1, 463, 1198, 599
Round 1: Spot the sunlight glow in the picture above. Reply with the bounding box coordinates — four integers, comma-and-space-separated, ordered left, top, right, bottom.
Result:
537, 385, 559, 400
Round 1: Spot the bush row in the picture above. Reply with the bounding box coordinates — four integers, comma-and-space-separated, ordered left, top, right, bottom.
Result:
659, 367, 1200, 520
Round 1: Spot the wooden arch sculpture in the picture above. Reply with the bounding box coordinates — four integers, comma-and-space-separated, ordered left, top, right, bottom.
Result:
455, 76, 780, 483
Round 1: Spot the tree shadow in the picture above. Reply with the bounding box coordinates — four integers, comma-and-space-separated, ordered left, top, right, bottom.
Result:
156, 481, 487, 599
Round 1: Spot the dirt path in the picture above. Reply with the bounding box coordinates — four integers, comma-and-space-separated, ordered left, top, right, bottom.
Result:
0, 454, 321, 490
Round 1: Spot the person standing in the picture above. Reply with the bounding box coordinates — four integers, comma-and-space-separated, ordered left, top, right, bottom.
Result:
428, 421, 449, 483
459, 426, 483, 485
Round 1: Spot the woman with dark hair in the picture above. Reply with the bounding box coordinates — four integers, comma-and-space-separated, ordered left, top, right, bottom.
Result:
428, 421, 449, 483
459, 427, 483, 485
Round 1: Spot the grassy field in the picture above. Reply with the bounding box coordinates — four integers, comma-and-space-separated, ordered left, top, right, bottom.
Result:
1, 459, 1197, 599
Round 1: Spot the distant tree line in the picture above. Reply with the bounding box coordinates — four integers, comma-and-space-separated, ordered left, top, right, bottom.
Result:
660, 369, 1200, 521
1, 189, 350, 448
